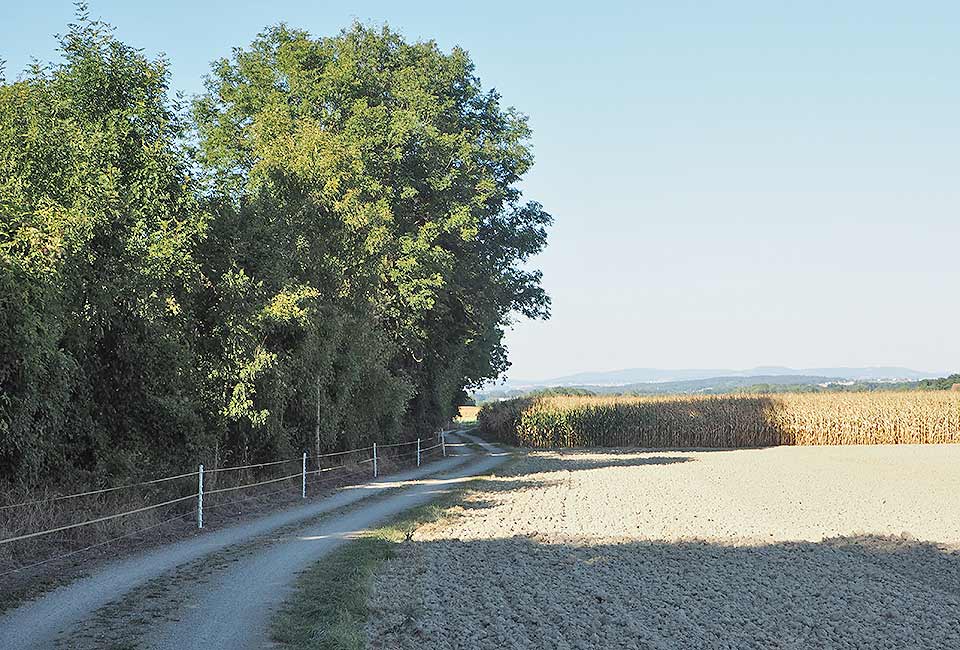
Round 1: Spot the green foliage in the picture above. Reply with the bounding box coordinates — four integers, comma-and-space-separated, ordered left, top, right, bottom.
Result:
193, 22, 550, 435
0, 12, 549, 488
529, 387, 596, 397
918, 374, 960, 390
0, 11, 206, 482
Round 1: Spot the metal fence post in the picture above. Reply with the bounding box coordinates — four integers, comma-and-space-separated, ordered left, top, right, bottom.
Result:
442, 431, 446, 457
373, 443, 378, 478
417, 438, 421, 466
197, 464, 204, 530
302, 452, 307, 499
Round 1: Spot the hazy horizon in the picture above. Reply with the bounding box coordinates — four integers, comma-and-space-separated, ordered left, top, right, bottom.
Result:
6, 1, 959, 382
502, 364, 951, 386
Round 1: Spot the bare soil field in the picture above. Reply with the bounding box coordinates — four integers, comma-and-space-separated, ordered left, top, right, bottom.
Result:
367, 445, 960, 649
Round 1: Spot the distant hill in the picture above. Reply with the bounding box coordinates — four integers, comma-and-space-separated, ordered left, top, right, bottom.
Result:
596, 375, 842, 395
474, 370, 958, 402
476, 375, 839, 400
512, 366, 942, 388
474, 366, 952, 402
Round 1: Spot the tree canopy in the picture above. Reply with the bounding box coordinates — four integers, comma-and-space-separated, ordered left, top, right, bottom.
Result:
0, 12, 550, 486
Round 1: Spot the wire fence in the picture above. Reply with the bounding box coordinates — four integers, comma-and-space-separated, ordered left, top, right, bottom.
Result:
0, 470, 201, 511
0, 431, 450, 576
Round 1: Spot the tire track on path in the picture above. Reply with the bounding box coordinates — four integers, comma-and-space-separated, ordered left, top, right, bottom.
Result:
0, 432, 497, 649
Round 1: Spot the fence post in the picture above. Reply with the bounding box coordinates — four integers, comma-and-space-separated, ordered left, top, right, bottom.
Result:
373, 443, 378, 478
302, 452, 307, 499
197, 464, 204, 530
417, 438, 421, 466
442, 431, 446, 457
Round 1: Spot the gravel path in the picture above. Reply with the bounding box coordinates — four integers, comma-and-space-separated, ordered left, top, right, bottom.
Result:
367, 444, 960, 649
0, 433, 494, 649
140, 436, 506, 650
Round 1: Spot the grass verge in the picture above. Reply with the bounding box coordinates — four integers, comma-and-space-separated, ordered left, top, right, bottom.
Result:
269, 478, 483, 650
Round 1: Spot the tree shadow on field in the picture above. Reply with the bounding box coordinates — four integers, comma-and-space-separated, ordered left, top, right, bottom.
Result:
370, 532, 960, 650
436, 452, 696, 518
448, 478, 557, 514
368, 448, 960, 649
456, 451, 696, 503
525, 450, 695, 472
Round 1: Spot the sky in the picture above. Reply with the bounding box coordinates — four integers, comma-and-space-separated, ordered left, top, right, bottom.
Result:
3, 1, 958, 381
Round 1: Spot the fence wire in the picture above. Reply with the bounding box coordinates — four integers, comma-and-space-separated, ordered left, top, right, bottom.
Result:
0, 509, 194, 578
0, 470, 199, 511
0, 432, 453, 558
0, 493, 198, 546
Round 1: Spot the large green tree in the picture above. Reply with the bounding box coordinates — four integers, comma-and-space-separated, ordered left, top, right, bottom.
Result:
194, 23, 551, 437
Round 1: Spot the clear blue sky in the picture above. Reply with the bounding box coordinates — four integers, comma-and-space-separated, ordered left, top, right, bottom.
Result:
4, 1, 959, 380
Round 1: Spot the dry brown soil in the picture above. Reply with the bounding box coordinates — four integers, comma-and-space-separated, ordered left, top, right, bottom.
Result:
368, 445, 960, 649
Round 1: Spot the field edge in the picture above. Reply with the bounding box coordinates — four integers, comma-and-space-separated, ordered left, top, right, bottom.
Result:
268, 471, 502, 649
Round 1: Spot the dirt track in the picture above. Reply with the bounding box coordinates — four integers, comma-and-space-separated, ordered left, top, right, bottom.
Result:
368, 445, 960, 649
0, 433, 503, 649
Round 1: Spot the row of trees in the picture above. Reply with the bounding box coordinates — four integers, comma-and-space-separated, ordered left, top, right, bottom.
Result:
0, 11, 550, 486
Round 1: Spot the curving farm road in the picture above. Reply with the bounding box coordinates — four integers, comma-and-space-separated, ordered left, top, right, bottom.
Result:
0, 432, 506, 649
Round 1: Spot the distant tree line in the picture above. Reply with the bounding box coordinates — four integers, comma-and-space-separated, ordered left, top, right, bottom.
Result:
0, 10, 550, 486
628, 377, 960, 395
476, 375, 960, 402
474, 387, 597, 403
529, 387, 597, 397
917, 374, 960, 390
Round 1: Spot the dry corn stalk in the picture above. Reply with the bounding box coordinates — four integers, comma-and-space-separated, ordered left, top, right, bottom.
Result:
478, 392, 960, 448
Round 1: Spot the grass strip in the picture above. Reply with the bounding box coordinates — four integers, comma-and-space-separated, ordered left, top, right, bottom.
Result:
269, 482, 480, 650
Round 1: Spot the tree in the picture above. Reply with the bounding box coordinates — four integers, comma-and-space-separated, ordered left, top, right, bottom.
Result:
194, 22, 550, 435
0, 10, 206, 481
0, 14, 550, 487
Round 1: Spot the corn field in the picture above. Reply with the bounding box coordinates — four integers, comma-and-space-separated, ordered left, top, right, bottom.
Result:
478, 392, 960, 448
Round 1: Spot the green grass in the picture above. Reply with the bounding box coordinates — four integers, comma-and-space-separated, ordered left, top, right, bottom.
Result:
269, 486, 478, 649
271, 536, 389, 650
